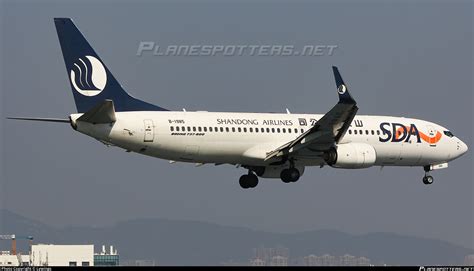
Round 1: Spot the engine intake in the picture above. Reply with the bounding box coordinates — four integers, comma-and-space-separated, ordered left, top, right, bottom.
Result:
324, 143, 376, 169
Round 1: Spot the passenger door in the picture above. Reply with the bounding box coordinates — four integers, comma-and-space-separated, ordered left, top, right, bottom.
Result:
143, 119, 154, 142
426, 125, 437, 147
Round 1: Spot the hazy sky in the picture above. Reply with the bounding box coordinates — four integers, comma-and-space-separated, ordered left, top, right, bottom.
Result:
1, 0, 473, 249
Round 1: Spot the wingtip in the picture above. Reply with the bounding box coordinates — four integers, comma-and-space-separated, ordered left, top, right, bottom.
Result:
331, 66, 356, 104
53, 18, 73, 25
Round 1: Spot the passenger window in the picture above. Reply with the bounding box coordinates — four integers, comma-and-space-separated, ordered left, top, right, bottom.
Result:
288, 128, 291, 133
365, 130, 368, 135
354, 130, 358, 134
301, 129, 304, 133
215, 127, 218, 132
209, 127, 213, 132
359, 130, 363, 134
348, 130, 352, 134
244, 127, 247, 133
272, 128, 275, 133
282, 128, 286, 133
203, 127, 207, 132
232, 127, 236, 132
249, 128, 253, 133
371, 130, 374, 135
377, 130, 380, 135
294, 128, 298, 133
187, 127, 191, 132
266, 128, 270, 133
182, 126, 185, 131
198, 127, 202, 132
277, 128, 280, 133
192, 127, 196, 132
238, 127, 241, 132
171, 126, 174, 131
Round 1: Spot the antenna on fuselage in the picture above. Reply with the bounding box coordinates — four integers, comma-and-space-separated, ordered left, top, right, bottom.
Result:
286, 108, 291, 114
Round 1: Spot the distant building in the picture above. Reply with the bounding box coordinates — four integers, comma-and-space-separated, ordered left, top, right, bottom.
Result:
339, 254, 357, 266
129, 259, 157, 266
252, 245, 289, 266
94, 245, 119, 266
219, 260, 248, 266
250, 258, 265, 266
464, 255, 474, 265
303, 254, 322, 266
31, 244, 94, 266
301, 253, 371, 266
270, 255, 288, 266
0, 251, 30, 267
1, 244, 120, 267
320, 254, 337, 266
356, 256, 371, 266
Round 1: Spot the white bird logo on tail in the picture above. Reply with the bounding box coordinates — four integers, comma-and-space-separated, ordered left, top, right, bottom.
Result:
70, 55, 107, 96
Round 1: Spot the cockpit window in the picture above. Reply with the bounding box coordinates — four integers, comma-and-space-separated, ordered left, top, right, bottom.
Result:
443, 131, 454, 137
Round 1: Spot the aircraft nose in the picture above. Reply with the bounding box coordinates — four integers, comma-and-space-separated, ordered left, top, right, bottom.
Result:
457, 140, 468, 157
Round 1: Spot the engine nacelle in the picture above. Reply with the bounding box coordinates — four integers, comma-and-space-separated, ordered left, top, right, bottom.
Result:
324, 143, 376, 169
254, 165, 305, 179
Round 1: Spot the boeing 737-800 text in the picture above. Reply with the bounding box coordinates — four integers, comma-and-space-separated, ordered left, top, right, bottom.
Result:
8, 18, 468, 189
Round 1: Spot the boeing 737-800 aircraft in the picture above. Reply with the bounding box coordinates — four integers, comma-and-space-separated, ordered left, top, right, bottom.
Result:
9, 18, 468, 189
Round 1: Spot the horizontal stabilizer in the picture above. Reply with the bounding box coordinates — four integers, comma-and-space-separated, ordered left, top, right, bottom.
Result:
7, 117, 70, 123
77, 99, 116, 124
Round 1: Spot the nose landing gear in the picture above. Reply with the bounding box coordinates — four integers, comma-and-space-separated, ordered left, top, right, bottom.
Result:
422, 166, 434, 185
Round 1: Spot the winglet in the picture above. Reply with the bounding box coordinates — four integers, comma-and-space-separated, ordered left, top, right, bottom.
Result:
332, 66, 356, 104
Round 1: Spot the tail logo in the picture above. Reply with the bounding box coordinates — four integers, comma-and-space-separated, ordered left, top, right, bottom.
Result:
70, 55, 107, 96
338, 84, 347, 94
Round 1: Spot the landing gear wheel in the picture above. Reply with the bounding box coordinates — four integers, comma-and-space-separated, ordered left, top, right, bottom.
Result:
423, 175, 434, 185
239, 174, 259, 189
280, 169, 292, 183
248, 174, 259, 188
288, 168, 300, 182
239, 175, 250, 189
280, 168, 300, 183
422, 166, 434, 185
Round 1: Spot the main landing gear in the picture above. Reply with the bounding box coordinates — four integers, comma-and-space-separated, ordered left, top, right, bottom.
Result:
280, 168, 300, 183
422, 166, 434, 185
239, 172, 259, 189
280, 161, 300, 183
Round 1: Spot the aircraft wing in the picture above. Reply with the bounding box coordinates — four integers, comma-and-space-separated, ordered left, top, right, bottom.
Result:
265, 66, 358, 161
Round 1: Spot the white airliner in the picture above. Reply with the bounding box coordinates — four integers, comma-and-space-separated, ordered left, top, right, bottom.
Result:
9, 18, 468, 189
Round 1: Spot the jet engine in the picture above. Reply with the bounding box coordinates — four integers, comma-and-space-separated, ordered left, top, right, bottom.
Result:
324, 143, 376, 169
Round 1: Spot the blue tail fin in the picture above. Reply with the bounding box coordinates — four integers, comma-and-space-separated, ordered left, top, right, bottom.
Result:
54, 18, 167, 113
